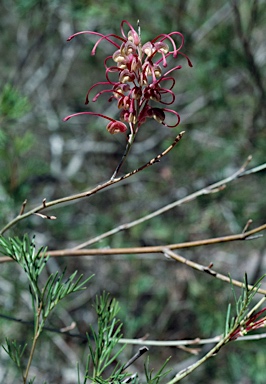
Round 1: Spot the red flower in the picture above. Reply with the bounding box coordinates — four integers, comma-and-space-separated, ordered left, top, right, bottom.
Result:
64, 20, 192, 135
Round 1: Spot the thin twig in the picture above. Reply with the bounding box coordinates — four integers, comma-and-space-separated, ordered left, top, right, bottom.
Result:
34, 213, 57, 220
122, 347, 149, 370
166, 335, 229, 383
238, 162, 266, 177
120, 332, 266, 346
242, 219, 253, 233
162, 248, 266, 295
0, 132, 184, 235
73, 155, 255, 249
111, 131, 135, 180
19, 200, 27, 215
2, 312, 266, 347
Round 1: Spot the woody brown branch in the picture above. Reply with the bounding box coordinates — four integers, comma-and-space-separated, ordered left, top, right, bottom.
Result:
1, 223, 265, 263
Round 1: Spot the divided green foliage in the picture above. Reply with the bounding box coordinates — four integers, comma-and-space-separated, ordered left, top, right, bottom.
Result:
41, 269, 94, 319
80, 292, 171, 384
0, 235, 93, 320
84, 292, 128, 383
2, 339, 27, 371
224, 274, 266, 339
144, 356, 171, 384
0, 235, 93, 383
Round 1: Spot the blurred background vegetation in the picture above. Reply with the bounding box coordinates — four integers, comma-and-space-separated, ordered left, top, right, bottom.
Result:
0, 0, 266, 382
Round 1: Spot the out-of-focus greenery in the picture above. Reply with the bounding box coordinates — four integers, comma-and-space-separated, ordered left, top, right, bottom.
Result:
0, 0, 265, 382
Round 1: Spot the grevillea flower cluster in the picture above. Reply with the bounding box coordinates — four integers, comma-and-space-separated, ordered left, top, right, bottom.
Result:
64, 20, 192, 135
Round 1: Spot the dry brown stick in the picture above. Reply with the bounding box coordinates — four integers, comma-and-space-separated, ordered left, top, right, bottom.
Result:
1, 222, 265, 263
162, 248, 266, 295
43, 222, 266, 256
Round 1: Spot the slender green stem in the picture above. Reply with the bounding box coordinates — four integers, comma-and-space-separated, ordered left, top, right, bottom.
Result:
23, 332, 39, 383
167, 335, 229, 383
23, 309, 42, 383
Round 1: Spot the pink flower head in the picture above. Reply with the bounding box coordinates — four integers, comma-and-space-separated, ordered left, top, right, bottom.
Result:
64, 20, 192, 135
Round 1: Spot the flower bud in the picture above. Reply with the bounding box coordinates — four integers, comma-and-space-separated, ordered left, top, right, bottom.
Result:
148, 108, 165, 123
131, 86, 142, 100
106, 120, 127, 134
121, 41, 137, 56
154, 41, 169, 54
142, 42, 156, 57
113, 50, 126, 63
128, 30, 140, 46
119, 69, 135, 83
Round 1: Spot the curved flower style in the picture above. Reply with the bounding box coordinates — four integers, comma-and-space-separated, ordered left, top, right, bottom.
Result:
64, 20, 192, 135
